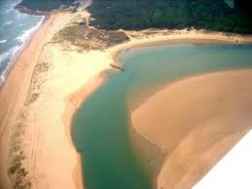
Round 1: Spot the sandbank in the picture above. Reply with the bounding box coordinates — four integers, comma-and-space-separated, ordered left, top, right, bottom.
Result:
131, 70, 252, 189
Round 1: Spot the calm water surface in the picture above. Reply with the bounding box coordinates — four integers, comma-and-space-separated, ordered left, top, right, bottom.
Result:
73, 43, 252, 189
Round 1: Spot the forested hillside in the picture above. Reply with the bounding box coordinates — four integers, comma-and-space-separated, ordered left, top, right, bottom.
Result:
17, 0, 252, 33
88, 0, 252, 33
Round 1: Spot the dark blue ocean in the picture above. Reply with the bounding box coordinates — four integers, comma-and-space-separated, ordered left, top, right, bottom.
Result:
0, 0, 44, 85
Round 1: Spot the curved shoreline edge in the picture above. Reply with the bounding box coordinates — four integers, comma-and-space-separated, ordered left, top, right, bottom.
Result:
1, 10, 252, 189
131, 70, 252, 189
0, 14, 46, 88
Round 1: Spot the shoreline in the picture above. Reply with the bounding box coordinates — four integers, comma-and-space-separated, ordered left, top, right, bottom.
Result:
0, 12, 50, 188
0, 11, 81, 189
64, 76, 100, 189
0, 14, 46, 88
131, 69, 252, 189
1, 8, 252, 189
64, 72, 109, 189
107, 31, 252, 189
110, 29, 252, 63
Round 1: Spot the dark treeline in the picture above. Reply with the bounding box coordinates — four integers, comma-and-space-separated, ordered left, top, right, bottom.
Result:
234, 0, 252, 15
17, 0, 252, 33
88, 0, 252, 33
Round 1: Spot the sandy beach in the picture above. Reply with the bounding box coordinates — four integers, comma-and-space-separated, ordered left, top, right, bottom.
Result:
0, 11, 108, 189
0, 11, 76, 189
1, 8, 252, 189
131, 70, 252, 189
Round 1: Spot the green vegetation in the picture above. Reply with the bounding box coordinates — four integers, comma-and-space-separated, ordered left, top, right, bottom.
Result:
8, 118, 31, 189
16, 0, 252, 33
88, 0, 252, 33
53, 22, 129, 50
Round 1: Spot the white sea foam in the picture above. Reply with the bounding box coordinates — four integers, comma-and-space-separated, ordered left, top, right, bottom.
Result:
0, 14, 45, 86
0, 50, 12, 85
0, 51, 10, 64
0, 0, 45, 86
0, 45, 21, 86
16, 16, 45, 43
0, 74, 5, 85
0, 46, 21, 69
3, 20, 13, 26
10, 45, 22, 59
0, 40, 7, 44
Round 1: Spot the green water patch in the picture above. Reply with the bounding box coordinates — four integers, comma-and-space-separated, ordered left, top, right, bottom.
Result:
73, 43, 252, 189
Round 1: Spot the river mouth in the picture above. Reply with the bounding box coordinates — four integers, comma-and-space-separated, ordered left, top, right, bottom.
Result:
72, 43, 252, 189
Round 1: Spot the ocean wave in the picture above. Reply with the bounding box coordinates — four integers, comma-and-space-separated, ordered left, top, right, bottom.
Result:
0, 52, 10, 66
16, 16, 45, 43
0, 40, 7, 44
0, 46, 21, 68
3, 20, 13, 26
0, 15, 45, 86
2, 0, 21, 12
0, 50, 11, 84
4, 7, 13, 14
0, 0, 45, 86
0, 45, 22, 86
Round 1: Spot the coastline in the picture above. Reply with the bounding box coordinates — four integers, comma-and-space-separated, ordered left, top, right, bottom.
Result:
1, 8, 252, 189
64, 73, 108, 189
110, 29, 252, 63
0, 13, 50, 189
0, 13, 46, 88
108, 30, 252, 189
0, 11, 81, 189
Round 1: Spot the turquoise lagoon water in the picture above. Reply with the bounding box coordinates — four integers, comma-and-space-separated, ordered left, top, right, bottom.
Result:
73, 43, 252, 189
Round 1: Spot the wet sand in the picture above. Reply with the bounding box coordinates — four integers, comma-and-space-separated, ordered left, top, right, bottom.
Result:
131, 70, 252, 189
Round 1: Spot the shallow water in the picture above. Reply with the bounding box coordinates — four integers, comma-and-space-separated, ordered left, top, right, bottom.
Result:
73, 43, 252, 189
